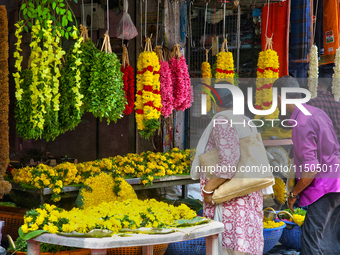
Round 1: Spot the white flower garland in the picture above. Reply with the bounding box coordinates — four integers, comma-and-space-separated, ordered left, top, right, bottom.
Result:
332, 48, 340, 101
308, 45, 318, 99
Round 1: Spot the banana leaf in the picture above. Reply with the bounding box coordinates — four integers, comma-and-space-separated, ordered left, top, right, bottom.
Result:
119, 228, 175, 235
57, 229, 113, 238
172, 217, 210, 227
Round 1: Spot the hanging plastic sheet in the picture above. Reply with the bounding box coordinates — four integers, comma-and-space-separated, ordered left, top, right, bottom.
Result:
116, 0, 138, 40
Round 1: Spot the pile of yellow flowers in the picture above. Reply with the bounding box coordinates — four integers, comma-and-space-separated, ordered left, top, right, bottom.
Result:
11, 149, 191, 202
21, 200, 197, 235
255, 48, 280, 121
263, 220, 285, 229
293, 214, 305, 226
201, 61, 212, 112
135, 50, 162, 139
78, 172, 137, 209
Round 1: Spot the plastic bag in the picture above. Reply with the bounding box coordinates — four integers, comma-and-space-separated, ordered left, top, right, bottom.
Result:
116, 0, 138, 40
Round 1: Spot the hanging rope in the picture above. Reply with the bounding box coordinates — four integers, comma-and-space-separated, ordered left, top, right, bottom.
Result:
174, 0, 178, 45
312, 0, 319, 46
140, 0, 143, 49
122, 44, 130, 67
156, 0, 160, 46
265, 0, 270, 38
80, 24, 89, 42
205, 48, 211, 62
203, 1, 208, 49
221, 38, 228, 52
82, 0, 85, 26
264, 37, 274, 51
144, 37, 153, 52
145, 0, 148, 39
101, 32, 113, 53
107, 0, 109, 34
171, 44, 182, 59
223, 0, 226, 39
155, 45, 164, 60
91, 0, 93, 39
189, 0, 194, 48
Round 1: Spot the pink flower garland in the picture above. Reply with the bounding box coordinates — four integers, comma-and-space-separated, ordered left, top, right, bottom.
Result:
159, 60, 174, 117
169, 56, 193, 111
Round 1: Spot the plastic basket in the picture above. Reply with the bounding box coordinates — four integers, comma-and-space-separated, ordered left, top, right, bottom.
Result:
164, 237, 206, 255
263, 222, 286, 254
279, 220, 302, 249
108, 243, 168, 255
0, 206, 28, 242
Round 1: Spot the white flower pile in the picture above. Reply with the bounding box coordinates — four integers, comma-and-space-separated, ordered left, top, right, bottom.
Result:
332, 48, 340, 101
308, 45, 318, 99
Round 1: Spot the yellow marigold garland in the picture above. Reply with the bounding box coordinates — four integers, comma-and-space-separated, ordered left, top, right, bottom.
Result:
255, 46, 280, 121
135, 39, 162, 139
215, 39, 234, 84
308, 45, 318, 99
201, 61, 212, 112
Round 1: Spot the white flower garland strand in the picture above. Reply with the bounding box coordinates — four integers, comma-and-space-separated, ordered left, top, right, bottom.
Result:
308, 45, 318, 99
332, 48, 340, 101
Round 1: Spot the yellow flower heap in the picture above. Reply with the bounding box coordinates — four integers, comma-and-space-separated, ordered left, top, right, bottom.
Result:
263, 220, 285, 229
255, 48, 280, 120
135, 40, 162, 139
21, 200, 197, 234
78, 172, 137, 209
201, 61, 212, 112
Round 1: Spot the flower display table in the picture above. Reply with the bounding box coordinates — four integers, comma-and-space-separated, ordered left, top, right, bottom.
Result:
27, 221, 224, 255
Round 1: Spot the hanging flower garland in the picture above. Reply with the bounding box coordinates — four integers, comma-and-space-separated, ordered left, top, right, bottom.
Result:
201, 48, 212, 112
155, 46, 174, 118
255, 38, 280, 122
215, 39, 234, 85
332, 48, 340, 101
0, 6, 11, 198
88, 33, 126, 123
308, 45, 318, 99
59, 28, 84, 134
169, 44, 193, 111
121, 45, 135, 115
135, 38, 162, 139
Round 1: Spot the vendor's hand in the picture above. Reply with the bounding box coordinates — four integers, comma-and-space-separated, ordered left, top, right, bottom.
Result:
288, 197, 297, 213
204, 195, 215, 206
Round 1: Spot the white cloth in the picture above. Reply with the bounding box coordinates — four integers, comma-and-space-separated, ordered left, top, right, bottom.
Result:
190, 110, 273, 195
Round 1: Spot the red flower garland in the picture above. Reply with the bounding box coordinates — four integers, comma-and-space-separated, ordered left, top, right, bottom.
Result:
121, 64, 135, 115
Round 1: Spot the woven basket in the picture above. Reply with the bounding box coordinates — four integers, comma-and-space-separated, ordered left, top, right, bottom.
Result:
164, 237, 206, 255
14, 249, 91, 255
0, 206, 28, 242
107, 243, 168, 255
279, 220, 302, 249
263, 222, 286, 254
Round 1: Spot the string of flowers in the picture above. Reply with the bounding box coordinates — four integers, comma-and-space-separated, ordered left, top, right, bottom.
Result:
201, 48, 212, 112
255, 38, 280, 123
332, 48, 340, 101
215, 39, 234, 85
308, 45, 318, 99
156, 46, 174, 118
135, 38, 162, 139
121, 45, 135, 115
59, 28, 84, 133
169, 44, 193, 111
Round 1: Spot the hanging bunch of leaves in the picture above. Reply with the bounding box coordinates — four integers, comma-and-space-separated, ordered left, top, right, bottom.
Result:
135, 38, 162, 139
121, 44, 135, 115
0, 6, 12, 198
14, 20, 66, 141
87, 33, 126, 123
58, 28, 84, 134
19, 0, 78, 39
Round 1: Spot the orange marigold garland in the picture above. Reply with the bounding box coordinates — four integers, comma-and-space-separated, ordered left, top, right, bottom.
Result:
135, 38, 162, 139
0, 6, 12, 198
255, 38, 280, 125
215, 39, 234, 84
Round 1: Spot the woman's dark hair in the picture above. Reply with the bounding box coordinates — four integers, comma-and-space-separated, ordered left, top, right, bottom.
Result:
212, 81, 233, 109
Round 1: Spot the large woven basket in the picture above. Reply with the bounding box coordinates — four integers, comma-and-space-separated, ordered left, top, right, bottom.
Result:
107, 244, 168, 255
279, 220, 302, 249
0, 206, 28, 242
263, 222, 286, 254
164, 237, 206, 255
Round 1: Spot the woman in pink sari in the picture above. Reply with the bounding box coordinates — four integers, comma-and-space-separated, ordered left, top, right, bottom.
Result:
191, 87, 264, 255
